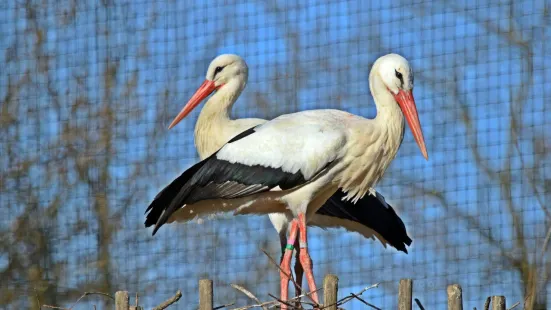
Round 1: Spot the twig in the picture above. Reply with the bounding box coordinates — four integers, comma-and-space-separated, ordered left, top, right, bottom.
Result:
152, 290, 182, 310
43, 306, 67, 310
323, 283, 380, 309
260, 248, 318, 307
267, 288, 324, 309
414, 298, 426, 310
232, 299, 276, 309
233, 282, 376, 310
82, 292, 114, 300
69, 292, 113, 309
349, 292, 381, 310
135, 292, 139, 308
230, 288, 322, 310
507, 301, 520, 310
338, 283, 379, 305
260, 248, 298, 289
43, 291, 114, 310
268, 294, 296, 309
231, 284, 267, 310
214, 302, 236, 309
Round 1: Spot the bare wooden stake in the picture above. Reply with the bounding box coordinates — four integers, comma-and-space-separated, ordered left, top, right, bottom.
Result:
115, 291, 130, 310
447, 284, 463, 310
398, 279, 413, 310
199, 279, 214, 310
491, 296, 505, 310
323, 274, 339, 310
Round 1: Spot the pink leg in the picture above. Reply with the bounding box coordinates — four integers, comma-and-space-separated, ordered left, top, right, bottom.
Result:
298, 213, 320, 306
280, 219, 298, 310
293, 237, 304, 307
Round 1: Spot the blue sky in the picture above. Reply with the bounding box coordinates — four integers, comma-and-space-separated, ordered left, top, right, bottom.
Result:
1, 0, 550, 308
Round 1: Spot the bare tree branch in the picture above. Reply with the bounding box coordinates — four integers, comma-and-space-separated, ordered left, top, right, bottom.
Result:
152, 290, 182, 310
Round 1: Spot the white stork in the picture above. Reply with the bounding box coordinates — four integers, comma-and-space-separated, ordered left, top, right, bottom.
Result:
164, 54, 413, 300
145, 53, 428, 308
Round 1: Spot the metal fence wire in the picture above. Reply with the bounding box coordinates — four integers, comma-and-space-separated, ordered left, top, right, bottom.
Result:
1, 0, 550, 309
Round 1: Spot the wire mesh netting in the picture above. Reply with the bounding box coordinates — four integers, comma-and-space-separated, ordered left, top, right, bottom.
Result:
1, 0, 550, 309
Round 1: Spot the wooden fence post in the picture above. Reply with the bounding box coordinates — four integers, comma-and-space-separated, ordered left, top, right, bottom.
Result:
115, 291, 129, 310
398, 279, 413, 310
491, 296, 506, 310
323, 274, 339, 310
199, 279, 213, 310
447, 284, 463, 310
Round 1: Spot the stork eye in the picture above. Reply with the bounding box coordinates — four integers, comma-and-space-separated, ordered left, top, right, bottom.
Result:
395, 70, 403, 82
213, 66, 224, 78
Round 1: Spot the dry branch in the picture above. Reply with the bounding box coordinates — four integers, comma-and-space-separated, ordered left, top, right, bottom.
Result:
43, 292, 114, 310
229, 282, 378, 310
260, 248, 318, 307
348, 292, 381, 310
507, 301, 520, 310
214, 302, 236, 310
230, 287, 321, 310
414, 298, 426, 310
323, 283, 380, 309
42, 290, 181, 310
153, 290, 182, 310
231, 284, 266, 310
267, 294, 296, 309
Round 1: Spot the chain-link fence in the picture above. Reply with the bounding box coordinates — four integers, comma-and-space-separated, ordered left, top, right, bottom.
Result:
1, 0, 550, 308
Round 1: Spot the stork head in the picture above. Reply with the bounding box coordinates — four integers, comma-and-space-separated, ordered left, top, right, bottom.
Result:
205, 54, 248, 87
373, 54, 428, 160
168, 54, 248, 129
376, 54, 414, 95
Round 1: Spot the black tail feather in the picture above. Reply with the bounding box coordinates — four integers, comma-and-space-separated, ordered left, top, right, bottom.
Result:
316, 190, 412, 253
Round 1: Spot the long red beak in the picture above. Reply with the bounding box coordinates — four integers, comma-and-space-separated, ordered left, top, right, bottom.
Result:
394, 90, 428, 160
168, 80, 217, 129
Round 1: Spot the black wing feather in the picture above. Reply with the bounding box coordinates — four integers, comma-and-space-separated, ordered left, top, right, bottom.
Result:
316, 190, 412, 253
145, 126, 306, 235
144, 159, 207, 229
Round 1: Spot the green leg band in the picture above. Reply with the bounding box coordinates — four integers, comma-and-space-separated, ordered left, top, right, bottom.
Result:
285, 244, 295, 251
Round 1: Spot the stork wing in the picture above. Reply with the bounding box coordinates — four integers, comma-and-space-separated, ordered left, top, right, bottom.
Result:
145, 110, 349, 234
216, 110, 348, 179
313, 190, 412, 253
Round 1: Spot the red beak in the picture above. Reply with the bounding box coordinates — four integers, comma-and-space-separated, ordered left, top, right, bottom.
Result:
168, 80, 217, 129
393, 89, 428, 160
